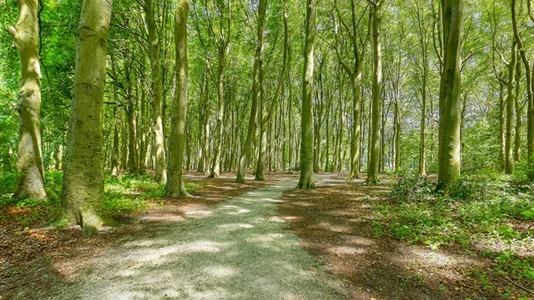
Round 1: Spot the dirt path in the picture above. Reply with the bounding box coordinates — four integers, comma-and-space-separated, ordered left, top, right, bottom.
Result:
52, 177, 348, 299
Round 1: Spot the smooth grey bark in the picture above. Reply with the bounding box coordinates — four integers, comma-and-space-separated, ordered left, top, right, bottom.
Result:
297, 0, 316, 189
8, 0, 47, 200
60, 0, 113, 236
166, 0, 190, 197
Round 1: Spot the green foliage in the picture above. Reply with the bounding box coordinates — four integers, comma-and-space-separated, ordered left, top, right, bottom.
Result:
1, 172, 203, 220
389, 176, 435, 203
375, 175, 534, 280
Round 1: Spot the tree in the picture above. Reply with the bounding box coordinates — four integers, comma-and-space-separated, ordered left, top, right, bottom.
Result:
333, 0, 370, 179
166, 0, 190, 197
367, 0, 384, 185
236, 0, 267, 183
59, 0, 113, 235
207, 0, 232, 179
144, 0, 167, 184
437, 0, 463, 190
297, 0, 316, 189
8, 0, 47, 200
512, 0, 534, 167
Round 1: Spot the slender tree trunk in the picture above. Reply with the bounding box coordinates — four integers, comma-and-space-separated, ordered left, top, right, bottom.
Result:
419, 75, 427, 176
515, 59, 522, 162
237, 0, 266, 183
499, 83, 506, 170
394, 100, 401, 171
367, 0, 383, 185
60, 0, 113, 235
512, 0, 534, 167
166, 0, 190, 197
8, 0, 47, 200
144, 0, 167, 184
505, 42, 517, 174
437, 0, 463, 190
297, 0, 316, 189
111, 105, 120, 176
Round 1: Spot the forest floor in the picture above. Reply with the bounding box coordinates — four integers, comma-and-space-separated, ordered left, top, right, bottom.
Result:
0, 172, 532, 299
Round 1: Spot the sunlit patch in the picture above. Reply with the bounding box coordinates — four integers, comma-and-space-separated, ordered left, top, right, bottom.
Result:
116, 268, 137, 277
215, 186, 236, 190
327, 246, 365, 255
329, 210, 356, 217
342, 235, 376, 246
292, 201, 314, 207
268, 216, 286, 223
179, 204, 212, 218
217, 223, 254, 231
281, 216, 302, 222
202, 265, 238, 278
247, 233, 286, 244
315, 222, 352, 233
259, 198, 284, 203
220, 205, 251, 215
138, 215, 185, 223
113, 240, 226, 264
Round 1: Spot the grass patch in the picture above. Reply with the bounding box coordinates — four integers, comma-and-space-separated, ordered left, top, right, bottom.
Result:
0, 172, 204, 225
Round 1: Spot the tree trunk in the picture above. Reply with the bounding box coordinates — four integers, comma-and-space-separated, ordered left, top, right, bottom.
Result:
144, 0, 167, 184
512, 0, 534, 167
515, 58, 522, 162
505, 42, 517, 174
367, 0, 383, 185
394, 100, 401, 171
237, 0, 266, 183
499, 83, 505, 170
297, 0, 316, 189
437, 0, 463, 190
111, 105, 120, 176
60, 0, 113, 236
8, 0, 47, 200
166, 0, 190, 197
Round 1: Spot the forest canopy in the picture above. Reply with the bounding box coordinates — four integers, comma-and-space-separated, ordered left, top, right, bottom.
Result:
0, 0, 533, 225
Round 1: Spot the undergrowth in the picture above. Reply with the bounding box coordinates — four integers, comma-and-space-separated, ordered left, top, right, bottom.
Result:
373, 174, 534, 284
0, 172, 203, 225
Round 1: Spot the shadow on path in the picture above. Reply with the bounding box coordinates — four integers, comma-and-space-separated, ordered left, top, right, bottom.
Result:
53, 178, 348, 299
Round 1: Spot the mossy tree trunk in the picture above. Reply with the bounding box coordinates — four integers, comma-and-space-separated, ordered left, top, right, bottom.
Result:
437, 0, 463, 190
512, 0, 534, 167
505, 42, 517, 175
366, 0, 383, 185
144, 0, 167, 184
514, 58, 522, 163
237, 0, 266, 183
166, 0, 190, 198
60, 0, 113, 236
297, 0, 316, 189
8, 0, 47, 200
208, 1, 231, 179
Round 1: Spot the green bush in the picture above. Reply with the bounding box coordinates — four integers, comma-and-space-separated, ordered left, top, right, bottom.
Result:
389, 175, 435, 203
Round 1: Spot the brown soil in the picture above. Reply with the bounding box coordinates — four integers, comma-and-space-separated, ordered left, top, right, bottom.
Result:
279, 173, 531, 300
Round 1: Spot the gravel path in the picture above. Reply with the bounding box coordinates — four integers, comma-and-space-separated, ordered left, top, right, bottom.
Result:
53, 178, 348, 299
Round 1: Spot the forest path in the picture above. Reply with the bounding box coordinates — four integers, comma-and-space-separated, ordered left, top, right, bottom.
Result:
53, 177, 348, 300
